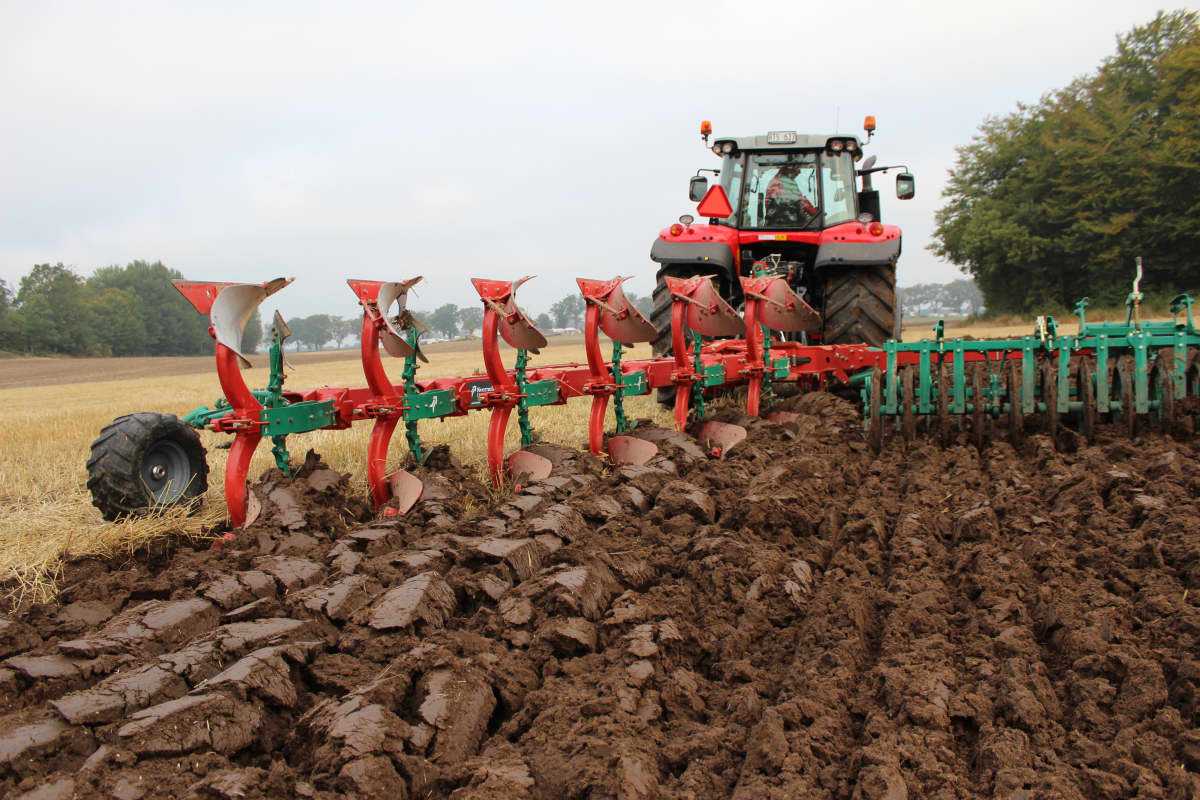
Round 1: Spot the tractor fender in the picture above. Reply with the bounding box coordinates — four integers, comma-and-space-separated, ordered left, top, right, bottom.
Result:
814, 225, 902, 271
650, 232, 738, 284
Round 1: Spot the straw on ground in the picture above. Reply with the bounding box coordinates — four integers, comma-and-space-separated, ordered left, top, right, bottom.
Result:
0, 337, 672, 606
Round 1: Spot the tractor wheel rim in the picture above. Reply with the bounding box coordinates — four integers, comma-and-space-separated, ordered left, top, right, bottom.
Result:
141, 440, 192, 505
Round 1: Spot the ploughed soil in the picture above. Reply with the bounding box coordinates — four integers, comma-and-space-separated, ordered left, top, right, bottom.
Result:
3, 393, 1200, 799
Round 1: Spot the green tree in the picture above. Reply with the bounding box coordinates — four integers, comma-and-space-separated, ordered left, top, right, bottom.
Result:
89, 261, 212, 355
285, 317, 309, 351
931, 11, 1200, 313
550, 295, 584, 328
429, 304, 459, 338
16, 264, 95, 354
241, 308, 263, 354
535, 312, 552, 330
624, 291, 652, 319
0, 280, 14, 351
289, 314, 334, 350
88, 288, 147, 355
15, 295, 60, 353
457, 305, 483, 335
329, 316, 359, 349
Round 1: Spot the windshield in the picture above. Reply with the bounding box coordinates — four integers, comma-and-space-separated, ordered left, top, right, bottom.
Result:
740, 152, 820, 229
821, 152, 857, 226
725, 150, 860, 229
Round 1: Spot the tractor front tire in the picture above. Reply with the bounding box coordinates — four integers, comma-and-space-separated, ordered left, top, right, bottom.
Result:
87, 412, 209, 521
822, 265, 898, 346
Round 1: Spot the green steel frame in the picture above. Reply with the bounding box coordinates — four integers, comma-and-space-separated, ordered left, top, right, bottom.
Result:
862, 288, 1200, 435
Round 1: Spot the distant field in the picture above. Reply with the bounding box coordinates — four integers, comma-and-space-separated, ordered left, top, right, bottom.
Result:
3, 312, 1181, 603
903, 312, 1173, 341
0, 332, 673, 604
6, 310, 1174, 392
0, 334, 585, 390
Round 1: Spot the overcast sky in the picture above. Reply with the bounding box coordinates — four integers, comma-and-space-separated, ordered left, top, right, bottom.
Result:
0, 0, 1186, 323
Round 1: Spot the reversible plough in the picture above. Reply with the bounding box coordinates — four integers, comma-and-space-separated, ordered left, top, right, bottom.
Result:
162, 269, 881, 528
87, 261, 1200, 530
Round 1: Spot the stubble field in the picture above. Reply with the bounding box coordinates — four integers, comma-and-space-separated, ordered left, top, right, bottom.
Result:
0, 335, 671, 604
1, 325, 1198, 798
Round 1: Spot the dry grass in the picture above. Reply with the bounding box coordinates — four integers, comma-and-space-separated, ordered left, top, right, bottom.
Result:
902, 310, 1176, 342
0, 336, 672, 606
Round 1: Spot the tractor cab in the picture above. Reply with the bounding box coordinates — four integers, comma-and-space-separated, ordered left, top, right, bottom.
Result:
650, 118, 914, 352
692, 135, 866, 230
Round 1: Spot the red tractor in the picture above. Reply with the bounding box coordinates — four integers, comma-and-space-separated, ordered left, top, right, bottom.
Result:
650, 117, 914, 359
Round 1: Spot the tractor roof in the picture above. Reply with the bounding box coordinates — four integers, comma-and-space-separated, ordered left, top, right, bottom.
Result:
715, 132, 861, 151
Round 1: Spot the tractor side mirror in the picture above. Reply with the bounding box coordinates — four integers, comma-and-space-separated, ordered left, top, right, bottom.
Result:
688, 175, 709, 202
896, 172, 915, 200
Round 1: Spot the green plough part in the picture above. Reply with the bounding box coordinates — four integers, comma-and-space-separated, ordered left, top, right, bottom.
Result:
182, 322, 312, 475
861, 275, 1200, 446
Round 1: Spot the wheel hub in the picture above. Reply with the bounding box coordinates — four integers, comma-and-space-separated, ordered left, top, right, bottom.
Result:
140, 440, 194, 505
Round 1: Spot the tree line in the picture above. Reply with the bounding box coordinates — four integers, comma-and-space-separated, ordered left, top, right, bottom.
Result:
0, 261, 215, 356
897, 279, 984, 318
0, 259, 656, 356
931, 11, 1200, 314
275, 293, 653, 352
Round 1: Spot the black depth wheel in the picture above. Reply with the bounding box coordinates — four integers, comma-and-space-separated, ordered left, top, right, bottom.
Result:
87, 412, 209, 520
1183, 350, 1200, 434
1078, 358, 1096, 442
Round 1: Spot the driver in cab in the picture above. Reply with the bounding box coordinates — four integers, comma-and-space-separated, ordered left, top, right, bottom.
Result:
765, 163, 817, 224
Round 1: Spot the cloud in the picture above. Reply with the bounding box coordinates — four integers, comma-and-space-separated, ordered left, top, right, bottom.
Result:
0, 0, 1171, 319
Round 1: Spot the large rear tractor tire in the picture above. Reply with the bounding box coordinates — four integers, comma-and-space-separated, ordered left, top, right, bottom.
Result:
821, 265, 898, 346
87, 412, 209, 520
